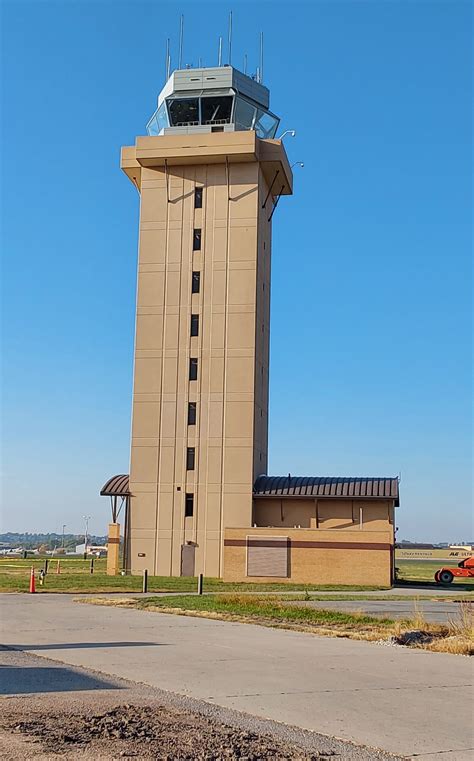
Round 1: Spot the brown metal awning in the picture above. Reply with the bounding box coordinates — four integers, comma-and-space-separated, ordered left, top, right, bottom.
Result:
100, 474, 130, 497
253, 476, 399, 506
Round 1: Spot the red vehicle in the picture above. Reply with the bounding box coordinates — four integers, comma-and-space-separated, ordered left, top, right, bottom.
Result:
434, 556, 474, 584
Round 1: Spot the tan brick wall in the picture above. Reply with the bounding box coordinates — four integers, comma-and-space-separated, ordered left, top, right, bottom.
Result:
224, 526, 393, 586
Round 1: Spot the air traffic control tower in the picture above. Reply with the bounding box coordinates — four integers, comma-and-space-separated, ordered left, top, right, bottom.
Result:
120, 65, 292, 577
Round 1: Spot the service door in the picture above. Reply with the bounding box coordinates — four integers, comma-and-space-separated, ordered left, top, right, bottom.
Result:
181, 544, 195, 577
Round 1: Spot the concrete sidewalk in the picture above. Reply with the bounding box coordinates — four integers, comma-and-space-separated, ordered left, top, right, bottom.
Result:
1, 594, 473, 759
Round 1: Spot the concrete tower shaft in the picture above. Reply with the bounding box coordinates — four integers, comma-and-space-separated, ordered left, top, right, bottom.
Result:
121, 68, 292, 578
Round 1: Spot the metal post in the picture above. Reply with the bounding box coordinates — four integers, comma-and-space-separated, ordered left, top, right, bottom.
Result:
44, 558, 49, 575
142, 569, 148, 593
262, 170, 279, 209
268, 185, 285, 222
90, 557, 94, 574
228, 11, 232, 65
197, 573, 203, 595
178, 15, 184, 69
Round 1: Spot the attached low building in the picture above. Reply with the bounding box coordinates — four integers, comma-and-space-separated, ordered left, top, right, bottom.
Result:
224, 476, 399, 587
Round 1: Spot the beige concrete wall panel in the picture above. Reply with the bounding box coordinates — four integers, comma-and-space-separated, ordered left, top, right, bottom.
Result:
129, 482, 157, 494
138, 228, 167, 265
133, 358, 162, 395
163, 313, 179, 347
209, 357, 225, 393
129, 535, 156, 574
227, 311, 256, 350
228, 268, 257, 305
208, 166, 227, 221
130, 446, 158, 483
135, 315, 163, 351
137, 271, 164, 307
229, 226, 257, 262
158, 446, 175, 485
224, 401, 254, 438
160, 400, 177, 438
225, 356, 255, 393
155, 536, 172, 576
203, 538, 220, 578
222, 493, 252, 528
162, 356, 178, 394
223, 446, 253, 485
202, 493, 223, 535
206, 446, 223, 485
164, 270, 181, 307
129, 493, 156, 531
210, 269, 226, 306
211, 225, 227, 262
208, 401, 223, 438
156, 493, 175, 534
140, 187, 168, 223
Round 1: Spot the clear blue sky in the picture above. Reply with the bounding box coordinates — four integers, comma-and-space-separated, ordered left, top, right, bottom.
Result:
2, 1, 472, 542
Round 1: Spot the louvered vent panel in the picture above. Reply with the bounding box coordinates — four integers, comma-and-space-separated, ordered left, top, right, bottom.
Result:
246, 536, 289, 578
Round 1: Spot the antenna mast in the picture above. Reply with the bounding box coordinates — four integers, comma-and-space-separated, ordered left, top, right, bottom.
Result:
165, 38, 170, 80
243, 53, 247, 75
228, 11, 233, 65
218, 36, 222, 66
178, 15, 184, 69
259, 32, 264, 84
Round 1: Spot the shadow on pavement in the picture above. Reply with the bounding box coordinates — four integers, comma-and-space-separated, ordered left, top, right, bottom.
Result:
9, 641, 167, 651
394, 582, 473, 591
0, 665, 124, 695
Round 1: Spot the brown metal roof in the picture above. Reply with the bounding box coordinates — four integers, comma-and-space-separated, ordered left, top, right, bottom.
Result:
253, 476, 399, 506
100, 474, 130, 497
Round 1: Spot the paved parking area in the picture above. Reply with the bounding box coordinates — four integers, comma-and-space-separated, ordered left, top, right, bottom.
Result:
1, 594, 473, 759
290, 598, 471, 623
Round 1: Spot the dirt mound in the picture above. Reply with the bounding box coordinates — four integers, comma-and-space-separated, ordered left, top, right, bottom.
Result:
12, 704, 334, 759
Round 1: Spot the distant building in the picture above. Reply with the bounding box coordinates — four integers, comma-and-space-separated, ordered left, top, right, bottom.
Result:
75, 544, 107, 557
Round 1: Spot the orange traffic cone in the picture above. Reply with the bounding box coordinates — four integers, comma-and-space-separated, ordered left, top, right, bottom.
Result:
56, 560, 61, 574
29, 567, 36, 594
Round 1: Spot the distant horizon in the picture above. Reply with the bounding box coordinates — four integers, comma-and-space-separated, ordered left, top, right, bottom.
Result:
1, 530, 472, 547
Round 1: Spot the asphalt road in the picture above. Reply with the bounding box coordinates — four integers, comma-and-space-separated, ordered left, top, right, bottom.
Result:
1, 594, 473, 759
291, 599, 471, 623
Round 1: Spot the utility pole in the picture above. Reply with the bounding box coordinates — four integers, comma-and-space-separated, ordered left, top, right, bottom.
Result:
62, 524, 66, 549
82, 515, 91, 557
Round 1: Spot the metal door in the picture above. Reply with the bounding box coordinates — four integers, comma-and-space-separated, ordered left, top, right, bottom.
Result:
181, 544, 195, 577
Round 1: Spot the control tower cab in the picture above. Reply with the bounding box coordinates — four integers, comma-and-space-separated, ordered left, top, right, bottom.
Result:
146, 65, 279, 139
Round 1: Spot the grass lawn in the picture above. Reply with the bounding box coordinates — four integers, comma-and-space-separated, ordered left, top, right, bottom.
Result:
1, 556, 471, 593
84, 593, 399, 629
396, 558, 474, 587
0, 555, 388, 593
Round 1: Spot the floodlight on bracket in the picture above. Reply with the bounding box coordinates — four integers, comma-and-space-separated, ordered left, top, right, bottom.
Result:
291, 161, 304, 169
277, 129, 296, 140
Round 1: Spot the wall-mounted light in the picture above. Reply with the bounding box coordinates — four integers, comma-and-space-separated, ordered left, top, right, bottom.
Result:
277, 129, 296, 140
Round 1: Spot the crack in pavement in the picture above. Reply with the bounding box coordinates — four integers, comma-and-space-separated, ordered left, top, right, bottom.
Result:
210, 684, 473, 699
